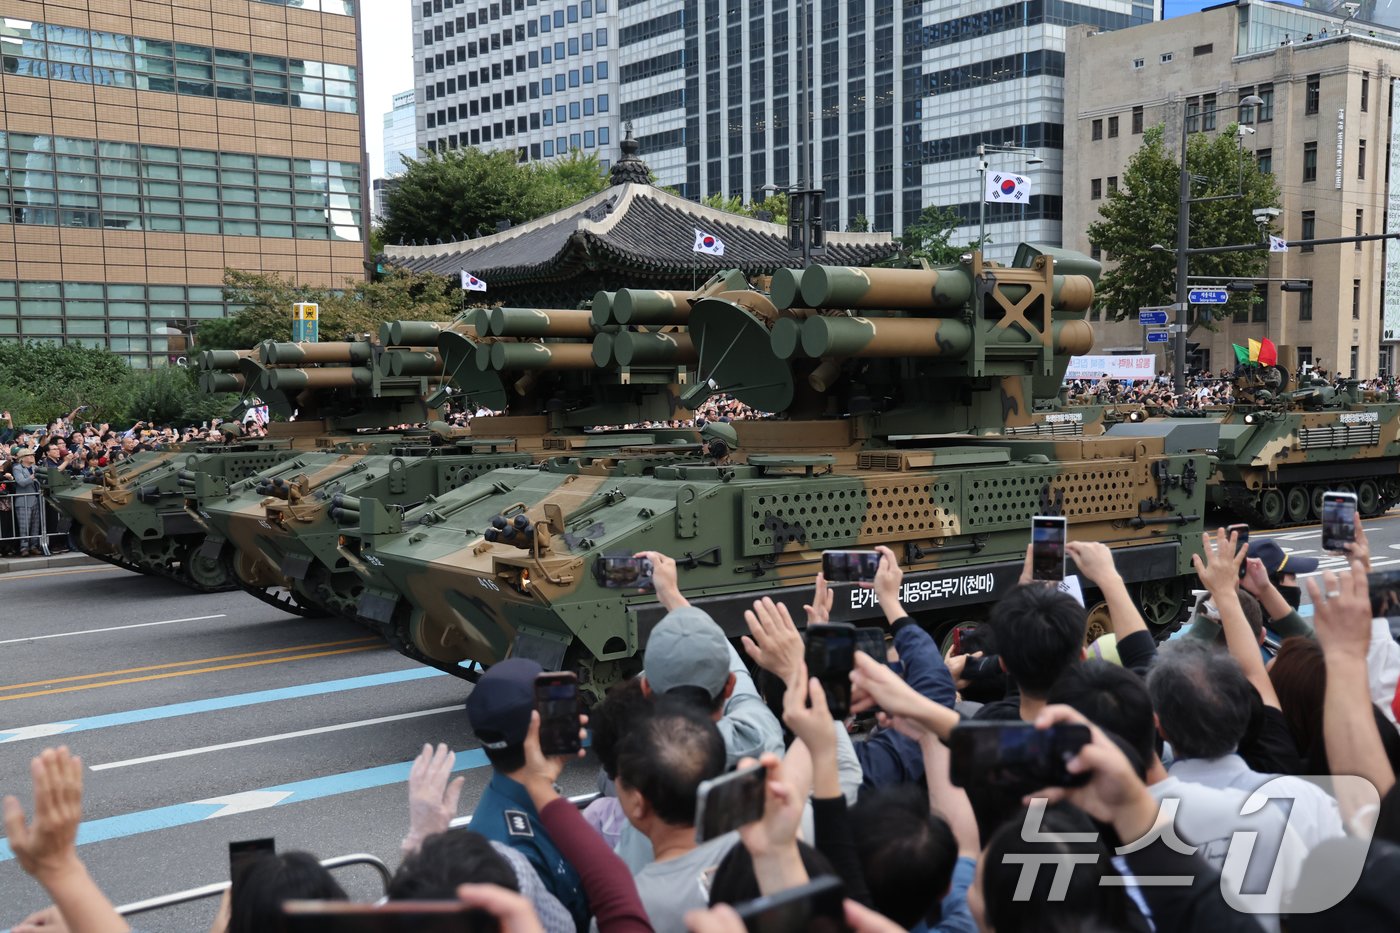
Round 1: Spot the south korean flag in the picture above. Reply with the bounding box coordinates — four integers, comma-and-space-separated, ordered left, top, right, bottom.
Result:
985, 172, 1033, 204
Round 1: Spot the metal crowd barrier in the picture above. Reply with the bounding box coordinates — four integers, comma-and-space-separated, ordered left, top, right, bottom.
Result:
0, 490, 51, 557
109, 792, 601, 920
115, 853, 393, 918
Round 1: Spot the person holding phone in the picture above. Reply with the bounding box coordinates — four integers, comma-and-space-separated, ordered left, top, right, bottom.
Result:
465, 659, 591, 931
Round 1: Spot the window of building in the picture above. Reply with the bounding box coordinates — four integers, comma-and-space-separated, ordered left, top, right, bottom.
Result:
1160, 52, 1173, 63
1258, 84, 1274, 122
1193, 43, 1213, 56
1301, 210, 1316, 251
1107, 176, 1118, 193
1257, 148, 1272, 174
584, 130, 595, 148
1234, 302, 1250, 324
1202, 93, 1217, 130
1359, 139, 1367, 180
1132, 58, 1144, 70
598, 93, 608, 111
1303, 142, 1317, 182
1299, 292, 1313, 321
599, 125, 609, 144
1351, 346, 1359, 375
1132, 105, 1143, 133
1107, 116, 1119, 138
1092, 119, 1102, 141
1091, 178, 1102, 200
1305, 74, 1320, 115
1253, 287, 1268, 323
1357, 208, 1365, 247
1362, 71, 1370, 112
1185, 99, 1200, 133
1354, 279, 1362, 319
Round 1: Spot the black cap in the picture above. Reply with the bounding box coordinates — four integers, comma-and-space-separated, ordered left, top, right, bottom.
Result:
1248, 539, 1319, 577
465, 657, 543, 750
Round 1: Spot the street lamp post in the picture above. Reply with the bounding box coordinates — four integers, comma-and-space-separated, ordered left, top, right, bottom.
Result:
1172, 94, 1263, 393
976, 143, 1043, 252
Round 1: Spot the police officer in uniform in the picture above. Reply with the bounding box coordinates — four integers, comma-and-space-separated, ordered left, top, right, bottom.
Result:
465, 658, 590, 929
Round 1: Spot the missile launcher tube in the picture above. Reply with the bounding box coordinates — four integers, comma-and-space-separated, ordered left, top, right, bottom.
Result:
385, 349, 445, 377
264, 341, 373, 366
612, 331, 697, 366
265, 367, 374, 391
611, 289, 695, 325
489, 342, 597, 370
488, 307, 596, 338
795, 266, 974, 312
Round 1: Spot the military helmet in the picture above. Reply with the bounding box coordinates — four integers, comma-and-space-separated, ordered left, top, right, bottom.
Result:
700, 420, 739, 451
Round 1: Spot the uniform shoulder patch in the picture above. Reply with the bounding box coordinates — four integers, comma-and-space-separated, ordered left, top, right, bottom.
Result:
504, 809, 534, 838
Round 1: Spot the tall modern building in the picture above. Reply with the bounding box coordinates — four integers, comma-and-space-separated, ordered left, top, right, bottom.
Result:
1064, 0, 1400, 378
615, 0, 1154, 252
384, 88, 418, 175
412, 0, 621, 166
0, 0, 368, 368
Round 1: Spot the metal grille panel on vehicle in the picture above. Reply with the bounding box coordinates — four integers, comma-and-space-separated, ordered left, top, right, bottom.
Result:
1298, 425, 1381, 449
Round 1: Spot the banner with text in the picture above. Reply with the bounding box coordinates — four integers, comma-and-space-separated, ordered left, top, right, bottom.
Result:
1064, 355, 1159, 382
1386, 78, 1400, 343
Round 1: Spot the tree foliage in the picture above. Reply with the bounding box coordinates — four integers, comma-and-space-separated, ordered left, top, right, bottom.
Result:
381, 147, 608, 244
196, 267, 458, 351
699, 192, 790, 226
1086, 124, 1281, 327
895, 205, 984, 265
0, 342, 138, 425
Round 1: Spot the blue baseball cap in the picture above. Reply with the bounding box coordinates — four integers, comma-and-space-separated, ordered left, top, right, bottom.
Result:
1248, 539, 1318, 577
465, 657, 543, 750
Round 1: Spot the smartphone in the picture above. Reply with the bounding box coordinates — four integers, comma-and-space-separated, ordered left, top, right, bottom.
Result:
805, 623, 857, 719
1227, 523, 1250, 579
283, 901, 498, 933
695, 763, 767, 843
592, 554, 654, 590
1031, 516, 1067, 582
534, 671, 581, 757
1321, 492, 1358, 553
229, 838, 276, 908
821, 549, 881, 584
734, 875, 846, 933
854, 626, 886, 661
948, 722, 1092, 791
949, 624, 965, 657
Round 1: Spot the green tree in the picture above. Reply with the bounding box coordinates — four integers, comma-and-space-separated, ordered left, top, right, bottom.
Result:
896, 205, 984, 265
700, 192, 789, 225
196, 267, 458, 351
1086, 124, 1281, 327
381, 147, 607, 244
0, 342, 138, 425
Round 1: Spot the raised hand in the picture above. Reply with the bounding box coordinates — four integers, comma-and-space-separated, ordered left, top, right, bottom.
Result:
1308, 557, 1373, 665
804, 572, 834, 624
3, 747, 84, 885
1192, 527, 1245, 597
742, 597, 805, 682
403, 742, 465, 853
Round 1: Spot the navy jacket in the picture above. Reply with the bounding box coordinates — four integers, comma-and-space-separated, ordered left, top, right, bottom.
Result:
855, 617, 956, 791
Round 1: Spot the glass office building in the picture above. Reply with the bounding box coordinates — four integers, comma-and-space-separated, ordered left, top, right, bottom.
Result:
0, 1, 368, 367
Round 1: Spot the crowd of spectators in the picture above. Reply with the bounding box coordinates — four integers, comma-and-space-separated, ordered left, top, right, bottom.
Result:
0, 409, 270, 556
1066, 366, 1400, 411
6, 509, 1400, 932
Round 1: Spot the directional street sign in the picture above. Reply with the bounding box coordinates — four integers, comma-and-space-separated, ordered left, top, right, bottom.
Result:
1188, 288, 1229, 305
1146, 330, 1170, 343
1138, 309, 1169, 326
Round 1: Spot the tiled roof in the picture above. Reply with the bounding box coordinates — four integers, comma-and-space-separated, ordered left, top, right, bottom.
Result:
383, 183, 899, 286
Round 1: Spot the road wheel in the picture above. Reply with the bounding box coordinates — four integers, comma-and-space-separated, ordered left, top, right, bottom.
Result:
1285, 486, 1311, 524
1084, 601, 1112, 645
1257, 488, 1286, 527
1358, 480, 1383, 518
1310, 485, 1328, 519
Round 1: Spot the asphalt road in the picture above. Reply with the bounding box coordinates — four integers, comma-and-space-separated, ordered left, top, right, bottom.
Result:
0, 567, 597, 932
2, 513, 1398, 930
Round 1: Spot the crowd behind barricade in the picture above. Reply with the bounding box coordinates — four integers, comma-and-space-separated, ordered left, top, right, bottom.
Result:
1066, 366, 1400, 411
7, 509, 1400, 933
0, 409, 270, 557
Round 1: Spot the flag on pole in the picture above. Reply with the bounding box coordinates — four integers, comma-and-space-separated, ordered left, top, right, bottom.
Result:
1259, 338, 1278, 366
1233, 343, 1250, 364
985, 172, 1033, 203
693, 228, 725, 256
1268, 235, 1288, 252
460, 270, 487, 292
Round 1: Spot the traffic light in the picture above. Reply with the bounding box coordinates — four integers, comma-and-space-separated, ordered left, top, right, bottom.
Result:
1280, 280, 1312, 292
1225, 281, 1255, 292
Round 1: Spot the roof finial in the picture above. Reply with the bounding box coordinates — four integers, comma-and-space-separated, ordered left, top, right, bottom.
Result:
609, 123, 651, 186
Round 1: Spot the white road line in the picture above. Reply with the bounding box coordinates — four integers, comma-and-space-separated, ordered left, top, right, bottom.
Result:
0, 614, 226, 646
88, 706, 461, 771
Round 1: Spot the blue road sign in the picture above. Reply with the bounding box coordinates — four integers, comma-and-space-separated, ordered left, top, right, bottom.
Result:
1146, 330, 1170, 343
1138, 310, 1169, 326
1188, 288, 1229, 304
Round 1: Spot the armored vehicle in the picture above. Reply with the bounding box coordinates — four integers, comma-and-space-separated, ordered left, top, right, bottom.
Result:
1209, 365, 1400, 526
334, 247, 1210, 692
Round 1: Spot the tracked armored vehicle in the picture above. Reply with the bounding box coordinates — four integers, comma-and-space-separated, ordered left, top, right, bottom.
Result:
333, 247, 1210, 692
1209, 365, 1400, 527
